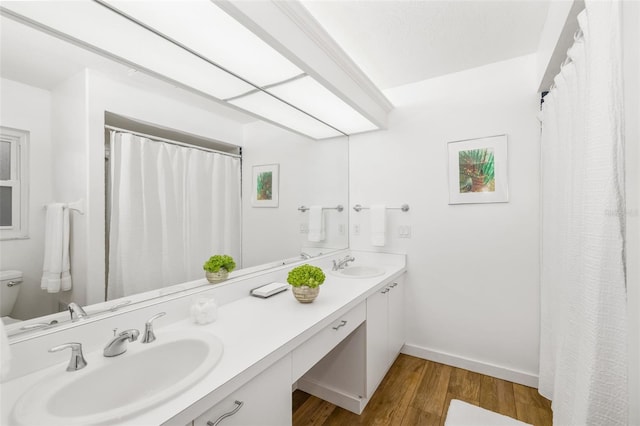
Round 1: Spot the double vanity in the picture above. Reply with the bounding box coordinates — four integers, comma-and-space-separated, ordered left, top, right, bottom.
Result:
1, 251, 406, 425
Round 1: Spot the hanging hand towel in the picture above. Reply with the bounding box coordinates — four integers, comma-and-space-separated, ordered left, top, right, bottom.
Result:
60, 206, 72, 291
370, 204, 386, 246
307, 206, 325, 242
41, 203, 72, 293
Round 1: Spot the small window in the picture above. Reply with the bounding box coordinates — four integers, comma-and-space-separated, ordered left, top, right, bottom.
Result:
0, 127, 29, 240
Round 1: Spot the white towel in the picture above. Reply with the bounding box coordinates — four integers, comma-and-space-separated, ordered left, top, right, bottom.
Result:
0, 319, 10, 381
370, 204, 386, 246
41, 203, 72, 293
307, 206, 325, 242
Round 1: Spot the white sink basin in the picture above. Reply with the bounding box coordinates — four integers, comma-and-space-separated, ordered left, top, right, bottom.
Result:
332, 265, 386, 279
12, 329, 223, 425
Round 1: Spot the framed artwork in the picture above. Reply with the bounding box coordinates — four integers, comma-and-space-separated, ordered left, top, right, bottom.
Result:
251, 164, 279, 207
447, 134, 508, 204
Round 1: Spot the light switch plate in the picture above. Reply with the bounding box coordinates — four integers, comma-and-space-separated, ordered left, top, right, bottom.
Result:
398, 225, 412, 238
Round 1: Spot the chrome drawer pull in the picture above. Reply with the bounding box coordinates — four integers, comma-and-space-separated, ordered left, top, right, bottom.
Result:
381, 288, 390, 294
389, 282, 398, 288
7, 280, 22, 287
207, 400, 244, 426
332, 320, 348, 330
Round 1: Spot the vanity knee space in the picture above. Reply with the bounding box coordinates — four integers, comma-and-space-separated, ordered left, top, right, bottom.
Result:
292, 302, 366, 382
294, 274, 406, 414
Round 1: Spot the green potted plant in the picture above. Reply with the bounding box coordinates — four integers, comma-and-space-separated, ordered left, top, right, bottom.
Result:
287, 264, 326, 303
203, 254, 236, 284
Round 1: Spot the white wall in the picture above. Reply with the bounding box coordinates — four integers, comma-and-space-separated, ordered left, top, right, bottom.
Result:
349, 54, 541, 385
301, 136, 349, 253
50, 70, 90, 310
241, 121, 348, 268
0, 78, 57, 319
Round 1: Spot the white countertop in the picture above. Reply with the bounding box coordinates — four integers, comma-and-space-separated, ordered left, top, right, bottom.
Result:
0, 252, 406, 426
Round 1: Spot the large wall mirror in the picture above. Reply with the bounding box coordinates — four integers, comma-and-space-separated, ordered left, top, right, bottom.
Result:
0, 10, 349, 336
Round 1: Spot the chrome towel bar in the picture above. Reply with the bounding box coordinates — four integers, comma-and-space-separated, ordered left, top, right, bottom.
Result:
353, 204, 410, 212
298, 204, 344, 212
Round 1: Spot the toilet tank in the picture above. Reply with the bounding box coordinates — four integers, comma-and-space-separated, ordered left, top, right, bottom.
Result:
0, 270, 22, 317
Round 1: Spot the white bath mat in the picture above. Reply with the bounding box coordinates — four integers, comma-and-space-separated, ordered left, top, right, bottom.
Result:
444, 400, 532, 426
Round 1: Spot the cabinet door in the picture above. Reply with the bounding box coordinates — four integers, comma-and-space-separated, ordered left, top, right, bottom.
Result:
366, 287, 389, 398
387, 276, 405, 366
193, 355, 291, 426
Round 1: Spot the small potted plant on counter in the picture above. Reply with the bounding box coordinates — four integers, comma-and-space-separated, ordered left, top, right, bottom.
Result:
287, 264, 326, 303
203, 254, 236, 284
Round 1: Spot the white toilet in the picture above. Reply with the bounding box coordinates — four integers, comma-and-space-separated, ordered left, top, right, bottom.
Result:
1, 270, 22, 325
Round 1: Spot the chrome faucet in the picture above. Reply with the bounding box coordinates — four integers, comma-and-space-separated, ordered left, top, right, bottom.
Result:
103, 329, 140, 357
300, 252, 312, 260
68, 302, 88, 321
141, 312, 166, 344
20, 320, 58, 330
332, 255, 355, 271
49, 342, 88, 371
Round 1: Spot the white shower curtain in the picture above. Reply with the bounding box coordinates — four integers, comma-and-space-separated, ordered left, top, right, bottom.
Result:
539, 1, 627, 425
107, 132, 241, 299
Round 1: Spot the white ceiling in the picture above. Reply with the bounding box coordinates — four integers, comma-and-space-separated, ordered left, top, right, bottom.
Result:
301, 0, 550, 90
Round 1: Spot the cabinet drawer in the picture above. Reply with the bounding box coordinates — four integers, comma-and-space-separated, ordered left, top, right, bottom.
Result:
193, 355, 291, 426
292, 301, 365, 382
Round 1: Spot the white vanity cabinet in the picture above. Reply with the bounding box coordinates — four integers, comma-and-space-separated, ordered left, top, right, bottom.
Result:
366, 275, 405, 397
192, 355, 292, 426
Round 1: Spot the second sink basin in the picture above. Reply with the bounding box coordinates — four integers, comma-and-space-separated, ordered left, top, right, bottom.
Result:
332, 265, 386, 279
12, 328, 223, 425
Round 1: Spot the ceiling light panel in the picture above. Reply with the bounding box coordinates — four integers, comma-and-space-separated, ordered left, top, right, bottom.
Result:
1, 1, 253, 99
267, 76, 378, 134
229, 92, 343, 140
104, 0, 303, 88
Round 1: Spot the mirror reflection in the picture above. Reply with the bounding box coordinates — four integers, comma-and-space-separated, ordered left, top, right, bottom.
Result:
0, 13, 348, 331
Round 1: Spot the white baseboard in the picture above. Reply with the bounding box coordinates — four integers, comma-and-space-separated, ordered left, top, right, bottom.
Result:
401, 344, 539, 388
297, 377, 366, 414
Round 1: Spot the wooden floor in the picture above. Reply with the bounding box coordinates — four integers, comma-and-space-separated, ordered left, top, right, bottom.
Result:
292, 354, 552, 426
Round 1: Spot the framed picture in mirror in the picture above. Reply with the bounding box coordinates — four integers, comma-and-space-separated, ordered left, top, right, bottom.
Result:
251, 164, 279, 207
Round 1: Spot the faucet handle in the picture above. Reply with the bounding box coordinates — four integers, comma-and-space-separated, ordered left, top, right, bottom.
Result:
142, 312, 166, 344
122, 328, 140, 342
49, 342, 88, 372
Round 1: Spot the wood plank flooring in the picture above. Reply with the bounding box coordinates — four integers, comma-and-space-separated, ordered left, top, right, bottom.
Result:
292, 354, 552, 426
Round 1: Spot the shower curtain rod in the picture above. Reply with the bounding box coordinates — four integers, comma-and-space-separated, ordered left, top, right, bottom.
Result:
104, 125, 242, 159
